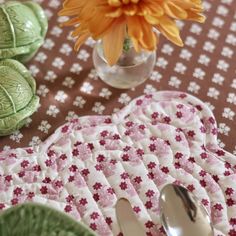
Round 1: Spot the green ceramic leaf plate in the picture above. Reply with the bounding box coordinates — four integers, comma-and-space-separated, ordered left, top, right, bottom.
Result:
0, 59, 39, 136
0, 1, 48, 62
0, 203, 96, 236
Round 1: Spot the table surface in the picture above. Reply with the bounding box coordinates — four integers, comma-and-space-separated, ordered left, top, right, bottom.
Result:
0, 0, 236, 153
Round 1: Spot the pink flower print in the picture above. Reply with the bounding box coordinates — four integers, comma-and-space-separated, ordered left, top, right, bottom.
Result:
206, 154, 218, 165
147, 162, 156, 169
52, 180, 64, 190
13, 187, 23, 196
200, 179, 207, 187
100, 130, 109, 138
93, 193, 100, 202
75, 144, 92, 161
163, 116, 171, 124
152, 169, 168, 186
104, 117, 112, 124
23, 171, 37, 183
56, 158, 67, 171
119, 182, 127, 190
136, 99, 143, 106
225, 187, 234, 196
201, 199, 211, 212
155, 123, 171, 132
133, 206, 141, 214
64, 205, 72, 213
187, 130, 196, 139
161, 166, 169, 174
202, 118, 216, 135
179, 158, 194, 174
90, 223, 97, 231
93, 182, 102, 190
215, 150, 225, 157
153, 139, 170, 158
120, 172, 129, 180
136, 148, 144, 157
102, 162, 116, 177
4, 155, 17, 165
69, 165, 78, 172
146, 189, 155, 198
105, 217, 113, 226
147, 227, 164, 236
145, 200, 153, 210
199, 170, 207, 177
97, 187, 115, 207
81, 168, 90, 181
74, 173, 86, 188
5, 175, 13, 183
21, 160, 30, 168
104, 140, 119, 150
176, 111, 183, 118
120, 180, 137, 197
61, 125, 69, 133
200, 126, 206, 133
56, 135, 71, 146
180, 106, 195, 123
214, 203, 223, 211
76, 199, 88, 216
175, 135, 182, 142
66, 195, 75, 204
33, 165, 41, 172
151, 112, 159, 119
205, 175, 220, 193
90, 212, 100, 220
226, 198, 236, 207
97, 154, 106, 163
82, 127, 97, 136
11, 198, 19, 205
132, 106, 144, 116
131, 176, 142, 190
149, 196, 160, 214
96, 218, 112, 236
126, 124, 146, 141
187, 184, 195, 192
126, 149, 142, 165
145, 220, 155, 229
211, 208, 223, 224
88, 116, 103, 126
79, 198, 88, 206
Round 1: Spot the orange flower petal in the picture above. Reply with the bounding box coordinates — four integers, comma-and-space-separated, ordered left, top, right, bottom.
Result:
163, 2, 188, 19
103, 21, 126, 65
157, 15, 183, 47
74, 32, 90, 51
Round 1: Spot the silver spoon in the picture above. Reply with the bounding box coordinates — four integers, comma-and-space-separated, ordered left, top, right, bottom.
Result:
159, 184, 214, 236
116, 198, 146, 236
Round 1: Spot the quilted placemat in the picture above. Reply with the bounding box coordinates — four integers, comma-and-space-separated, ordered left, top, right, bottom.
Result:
0, 91, 236, 236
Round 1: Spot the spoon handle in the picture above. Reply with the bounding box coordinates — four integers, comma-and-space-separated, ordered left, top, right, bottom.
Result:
116, 198, 146, 236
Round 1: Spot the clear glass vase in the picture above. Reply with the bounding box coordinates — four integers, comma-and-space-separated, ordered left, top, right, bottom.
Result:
92, 41, 156, 89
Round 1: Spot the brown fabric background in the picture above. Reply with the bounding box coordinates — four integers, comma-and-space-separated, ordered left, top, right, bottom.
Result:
0, 0, 236, 153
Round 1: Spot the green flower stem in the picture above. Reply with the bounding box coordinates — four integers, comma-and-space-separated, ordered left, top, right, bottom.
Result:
123, 38, 132, 53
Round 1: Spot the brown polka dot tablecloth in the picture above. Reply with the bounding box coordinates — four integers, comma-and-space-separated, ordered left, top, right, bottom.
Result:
0, 0, 236, 153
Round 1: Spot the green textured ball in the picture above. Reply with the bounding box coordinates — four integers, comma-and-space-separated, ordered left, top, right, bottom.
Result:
0, 59, 39, 136
0, 203, 96, 236
0, 1, 48, 62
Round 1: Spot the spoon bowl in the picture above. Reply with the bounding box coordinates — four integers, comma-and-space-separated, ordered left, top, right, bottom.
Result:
159, 184, 214, 236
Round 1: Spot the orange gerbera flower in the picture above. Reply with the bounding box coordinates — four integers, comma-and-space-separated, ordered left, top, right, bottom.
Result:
59, 0, 205, 65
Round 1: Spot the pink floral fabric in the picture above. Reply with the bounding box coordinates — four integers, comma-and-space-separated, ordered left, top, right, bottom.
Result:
0, 91, 236, 236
